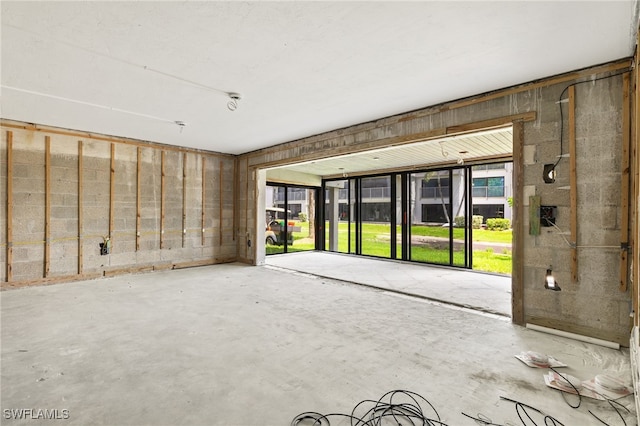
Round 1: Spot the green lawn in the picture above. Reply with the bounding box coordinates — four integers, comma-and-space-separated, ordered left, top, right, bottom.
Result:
267, 221, 512, 275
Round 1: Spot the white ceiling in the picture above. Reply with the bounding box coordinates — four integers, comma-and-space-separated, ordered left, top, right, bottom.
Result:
1, 1, 638, 158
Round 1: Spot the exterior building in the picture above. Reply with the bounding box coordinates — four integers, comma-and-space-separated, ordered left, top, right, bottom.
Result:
270, 161, 513, 226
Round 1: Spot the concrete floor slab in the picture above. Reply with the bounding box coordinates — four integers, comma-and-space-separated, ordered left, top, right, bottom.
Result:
266, 251, 512, 317
1, 263, 634, 425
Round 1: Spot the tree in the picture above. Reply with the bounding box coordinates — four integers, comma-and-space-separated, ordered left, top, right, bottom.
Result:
423, 172, 447, 223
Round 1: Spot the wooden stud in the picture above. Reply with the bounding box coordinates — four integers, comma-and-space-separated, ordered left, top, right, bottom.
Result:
233, 157, 237, 241
219, 161, 224, 245
136, 147, 142, 251
245, 158, 249, 259
44, 135, 51, 278
201, 155, 206, 246
621, 73, 631, 292
78, 140, 83, 274
109, 143, 115, 240
182, 152, 187, 248
6, 131, 13, 282
160, 150, 166, 249
634, 43, 640, 329
569, 85, 578, 282
529, 195, 541, 236
511, 121, 525, 325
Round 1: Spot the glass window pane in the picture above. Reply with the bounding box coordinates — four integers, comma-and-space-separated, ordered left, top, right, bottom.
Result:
360, 176, 391, 258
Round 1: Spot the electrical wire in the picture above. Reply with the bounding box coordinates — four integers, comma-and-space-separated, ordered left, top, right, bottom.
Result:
543, 218, 620, 250
553, 70, 630, 171
5, 23, 235, 99
586, 387, 631, 426
290, 389, 447, 426
547, 367, 634, 426
549, 367, 582, 409
499, 397, 566, 426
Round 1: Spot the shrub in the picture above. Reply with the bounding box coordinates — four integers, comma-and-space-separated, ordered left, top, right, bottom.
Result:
298, 213, 307, 222
454, 216, 466, 227
472, 215, 483, 229
486, 218, 511, 231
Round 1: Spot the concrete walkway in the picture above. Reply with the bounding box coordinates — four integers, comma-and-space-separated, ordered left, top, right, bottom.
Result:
266, 251, 512, 317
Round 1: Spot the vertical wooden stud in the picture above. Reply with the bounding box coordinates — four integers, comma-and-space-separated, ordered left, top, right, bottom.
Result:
6, 131, 13, 282
201, 155, 206, 246
621, 73, 631, 292
511, 121, 525, 325
219, 161, 224, 245
109, 143, 115, 240
182, 152, 187, 248
233, 157, 237, 241
78, 140, 84, 274
633, 47, 640, 329
44, 136, 51, 278
136, 147, 142, 251
245, 158, 249, 258
569, 85, 578, 282
529, 195, 541, 236
160, 150, 166, 249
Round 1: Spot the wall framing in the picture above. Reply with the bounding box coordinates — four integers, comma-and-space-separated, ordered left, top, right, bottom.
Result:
0, 121, 236, 289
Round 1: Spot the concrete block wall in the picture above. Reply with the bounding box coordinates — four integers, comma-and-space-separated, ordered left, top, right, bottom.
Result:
239, 61, 632, 344
0, 125, 236, 287
49, 141, 79, 276
522, 75, 629, 343
82, 140, 111, 274
11, 132, 46, 281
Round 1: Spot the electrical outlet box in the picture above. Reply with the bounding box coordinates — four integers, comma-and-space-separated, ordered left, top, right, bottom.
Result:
540, 206, 557, 227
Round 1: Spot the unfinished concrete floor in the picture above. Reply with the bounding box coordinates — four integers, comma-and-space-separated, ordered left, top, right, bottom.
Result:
1, 263, 634, 425
266, 251, 512, 317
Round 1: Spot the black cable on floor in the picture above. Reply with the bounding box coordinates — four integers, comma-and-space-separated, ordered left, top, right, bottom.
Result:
290, 389, 448, 426
587, 390, 631, 426
500, 396, 566, 426
548, 366, 581, 410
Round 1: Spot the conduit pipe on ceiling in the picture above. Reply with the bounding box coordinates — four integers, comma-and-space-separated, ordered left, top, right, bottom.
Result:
525, 323, 620, 350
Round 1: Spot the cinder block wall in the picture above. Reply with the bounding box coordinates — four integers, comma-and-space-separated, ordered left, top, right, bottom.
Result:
0, 126, 236, 286
238, 60, 632, 345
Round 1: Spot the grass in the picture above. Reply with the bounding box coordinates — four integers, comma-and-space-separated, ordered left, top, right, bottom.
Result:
266, 221, 512, 274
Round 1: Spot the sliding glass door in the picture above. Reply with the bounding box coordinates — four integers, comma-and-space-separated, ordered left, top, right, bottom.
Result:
265, 183, 318, 255
360, 176, 392, 258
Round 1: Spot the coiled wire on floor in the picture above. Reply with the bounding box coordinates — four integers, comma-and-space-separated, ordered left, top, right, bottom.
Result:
290, 389, 447, 426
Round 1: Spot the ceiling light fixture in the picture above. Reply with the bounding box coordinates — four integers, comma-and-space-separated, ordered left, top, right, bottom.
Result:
174, 121, 187, 133
227, 93, 241, 111
543, 163, 556, 184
